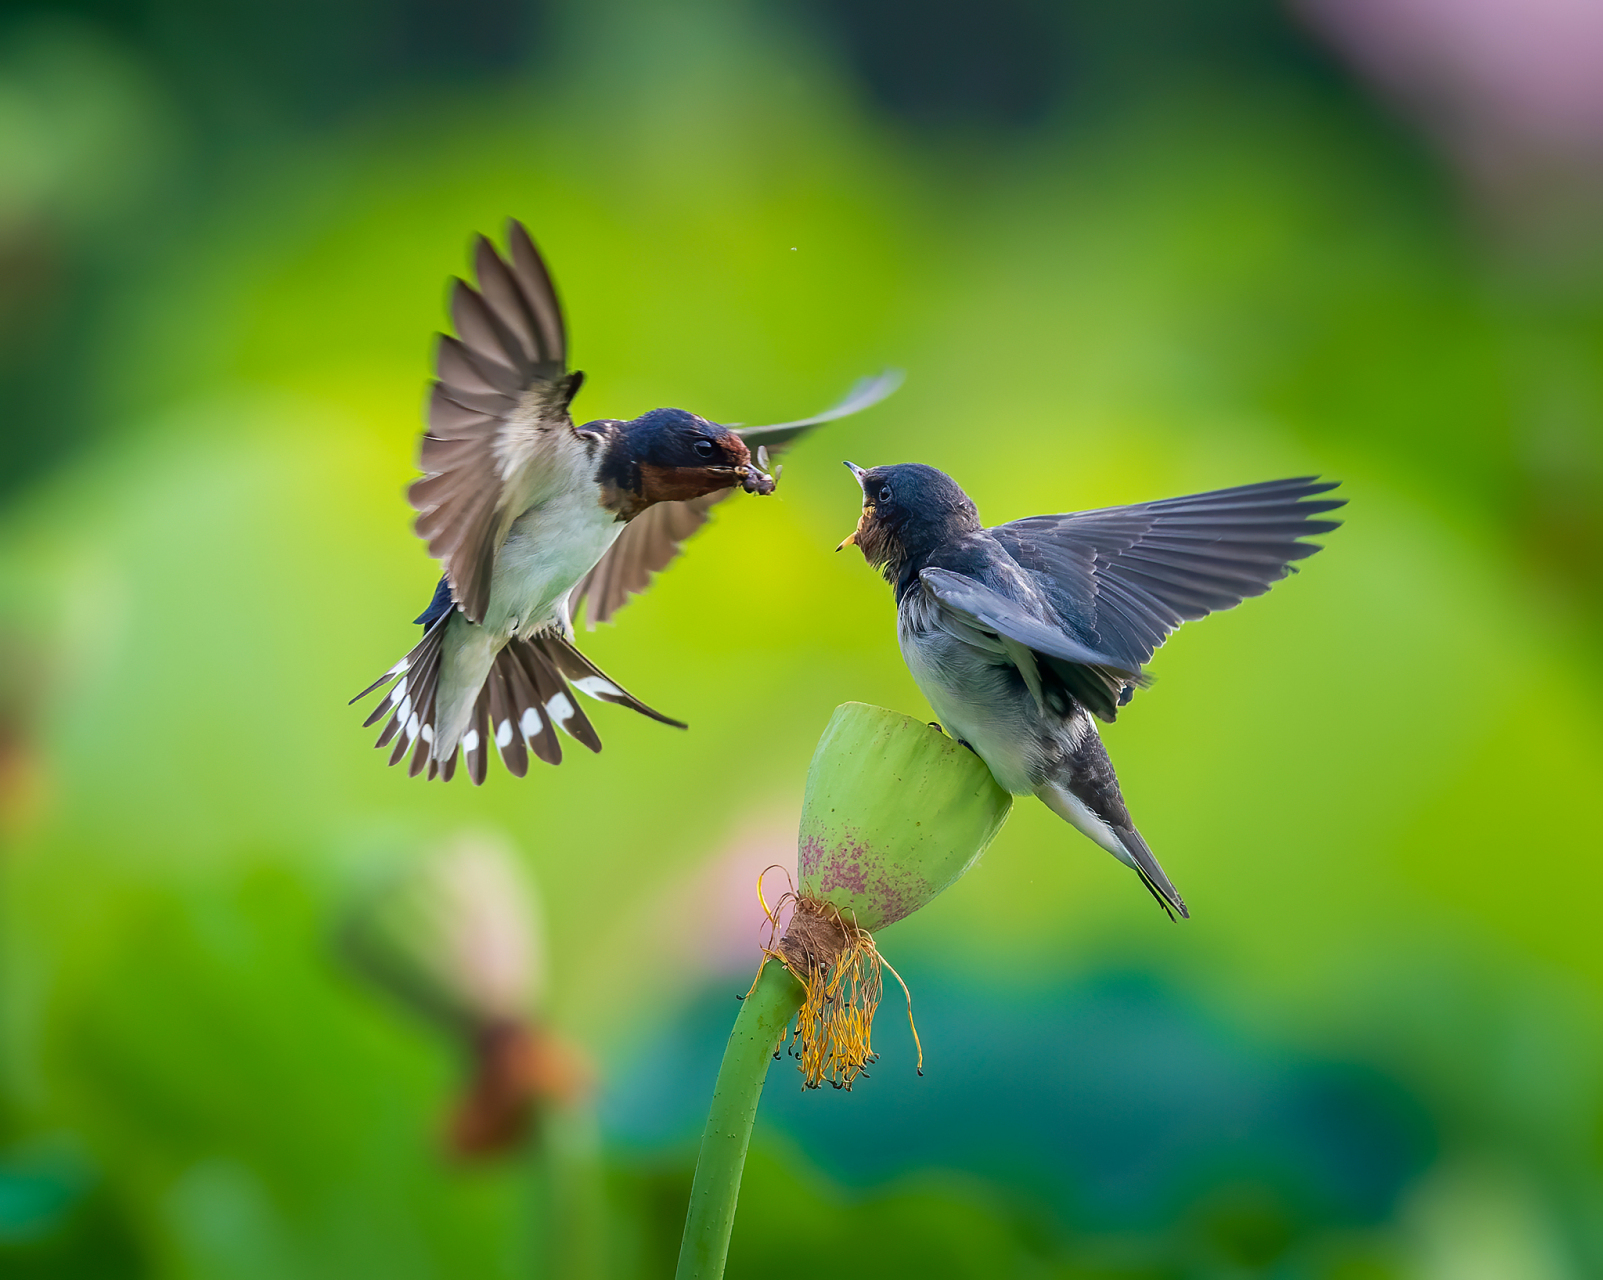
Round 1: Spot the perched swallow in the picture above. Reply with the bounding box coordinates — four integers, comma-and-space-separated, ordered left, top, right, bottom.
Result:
839, 463, 1343, 918
354, 221, 900, 783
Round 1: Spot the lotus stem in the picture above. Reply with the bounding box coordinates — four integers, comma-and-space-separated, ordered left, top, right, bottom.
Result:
674, 957, 806, 1279
674, 703, 1012, 1277
531, 1102, 604, 1280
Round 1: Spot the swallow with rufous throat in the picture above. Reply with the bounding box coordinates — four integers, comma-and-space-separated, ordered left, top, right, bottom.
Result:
354, 221, 900, 783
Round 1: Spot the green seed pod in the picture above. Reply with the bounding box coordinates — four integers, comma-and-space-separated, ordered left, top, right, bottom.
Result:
796, 702, 1013, 931
679, 706, 1016, 1270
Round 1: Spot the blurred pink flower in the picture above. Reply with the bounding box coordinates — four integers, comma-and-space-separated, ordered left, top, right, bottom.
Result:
1300, 0, 1603, 183
659, 809, 801, 981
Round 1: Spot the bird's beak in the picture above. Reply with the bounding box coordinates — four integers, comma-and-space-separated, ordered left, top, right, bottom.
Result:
838, 462, 867, 550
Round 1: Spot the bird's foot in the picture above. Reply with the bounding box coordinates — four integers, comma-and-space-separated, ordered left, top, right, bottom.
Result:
927, 721, 979, 757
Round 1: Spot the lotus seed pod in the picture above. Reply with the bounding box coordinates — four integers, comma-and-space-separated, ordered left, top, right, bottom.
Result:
796, 702, 1013, 931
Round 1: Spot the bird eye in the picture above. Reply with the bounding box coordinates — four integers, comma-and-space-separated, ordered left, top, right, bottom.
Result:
693, 439, 716, 459
877, 484, 893, 503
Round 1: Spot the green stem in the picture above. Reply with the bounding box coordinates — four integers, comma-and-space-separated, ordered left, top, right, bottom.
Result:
675, 957, 806, 1280
531, 1102, 604, 1280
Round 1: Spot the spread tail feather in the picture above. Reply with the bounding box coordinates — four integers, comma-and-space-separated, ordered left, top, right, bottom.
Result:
351, 613, 449, 778
353, 629, 685, 785
533, 634, 688, 729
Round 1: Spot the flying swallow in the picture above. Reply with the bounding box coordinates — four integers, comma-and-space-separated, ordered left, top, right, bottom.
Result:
838, 462, 1342, 918
354, 221, 900, 783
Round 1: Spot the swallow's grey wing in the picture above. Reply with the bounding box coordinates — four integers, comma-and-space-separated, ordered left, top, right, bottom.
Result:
568, 372, 901, 628
408, 220, 580, 625
917, 567, 1144, 721
918, 568, 1133, 670
991, 477, 1343, 677
734, 369, 903, 456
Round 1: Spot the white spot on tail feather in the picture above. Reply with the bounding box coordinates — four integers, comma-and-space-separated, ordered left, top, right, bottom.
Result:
462, 729, 480, 754
520, 707, 542, 737
421, 723, 434, 743
495, 718, 513, 747
389, 678, 407, 706
572, 675, 622, 701
396, 695, 412, 726
406, 713, 420, 741
545, 692, 574, 728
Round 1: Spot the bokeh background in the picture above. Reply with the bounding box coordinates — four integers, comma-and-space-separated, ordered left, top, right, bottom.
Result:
4, 0, 1603, 1275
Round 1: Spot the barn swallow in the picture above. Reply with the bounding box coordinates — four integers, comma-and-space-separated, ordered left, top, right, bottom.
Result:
353, 220, 900, 783
838, 463, 1342, 918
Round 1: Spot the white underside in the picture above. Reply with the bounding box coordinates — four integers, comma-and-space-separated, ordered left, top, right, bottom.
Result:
898, 589, 1133, 870
433, 441, 621, 756
1035, 782, 1136, 869
898, 592, 1066, 794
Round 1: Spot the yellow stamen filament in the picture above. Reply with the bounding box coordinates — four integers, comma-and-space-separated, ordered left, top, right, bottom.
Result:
755, 888, 921, 1090
879, 953, 924, 1077
755, 863, 789, 924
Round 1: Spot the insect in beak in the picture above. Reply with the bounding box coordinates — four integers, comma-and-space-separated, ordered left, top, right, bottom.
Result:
740, 444, 779, 495
753, 445, 782, 486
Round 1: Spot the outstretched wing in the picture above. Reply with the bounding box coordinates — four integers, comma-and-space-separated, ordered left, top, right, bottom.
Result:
408, 220, 580, 625
565, 491, 727, 628
733, 369, 903, 455
991, 477, 1344, 678
569, 370, 902, 627
916, 566, 1145, 722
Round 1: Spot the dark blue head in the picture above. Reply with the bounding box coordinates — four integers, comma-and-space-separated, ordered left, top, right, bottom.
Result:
839, 462, 981, 581
627, 408, 749, 471
594, 408, 770, 516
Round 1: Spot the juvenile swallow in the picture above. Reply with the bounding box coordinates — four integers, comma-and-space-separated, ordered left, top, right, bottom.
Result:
354, 221, 899, 783
839, 463, 1342, 918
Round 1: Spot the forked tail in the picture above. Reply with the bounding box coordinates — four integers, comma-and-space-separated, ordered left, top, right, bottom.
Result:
1113, 824, 1189, 922
351, 629, 684, 784
1035, 780, 1189, 921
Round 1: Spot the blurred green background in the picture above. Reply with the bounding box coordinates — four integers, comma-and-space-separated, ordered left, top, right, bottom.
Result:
4, 0, 1603, 1275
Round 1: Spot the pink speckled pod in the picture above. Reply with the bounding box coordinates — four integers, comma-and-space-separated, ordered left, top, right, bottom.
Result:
797, 703, 1013, 931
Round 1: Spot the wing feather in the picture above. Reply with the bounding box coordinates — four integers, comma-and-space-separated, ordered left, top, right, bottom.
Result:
917, 567, 1144, 721
435, 334, 521, 399
434, 385, 514, 418
734, 369, 903, 455
991, 476, 1343, 675
451, 281, 532, 382
918, 568, 1139, 672
507, 220, 565, 363
472, 236, 541, 368
568, 492, 726, 628
408, 221, 577, 624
